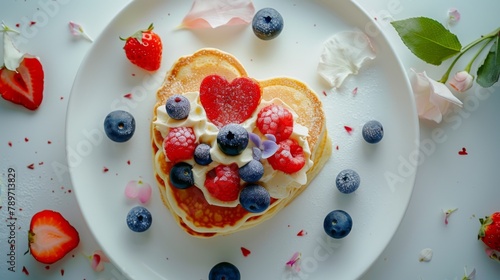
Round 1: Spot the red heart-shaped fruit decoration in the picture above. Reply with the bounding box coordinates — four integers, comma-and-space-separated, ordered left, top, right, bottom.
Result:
200, 75, 261, 128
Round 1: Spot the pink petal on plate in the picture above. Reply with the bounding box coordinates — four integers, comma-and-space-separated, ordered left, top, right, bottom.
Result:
138, 182, 152, 204
180, 0, 255, 29
125, 180, 139, 199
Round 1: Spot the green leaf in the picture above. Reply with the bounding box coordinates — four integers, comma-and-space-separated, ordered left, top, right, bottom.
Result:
391, 17, 462, 65
477, 36, 500, 88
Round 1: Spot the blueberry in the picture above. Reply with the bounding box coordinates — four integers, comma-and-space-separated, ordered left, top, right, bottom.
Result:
217, 124, 249, 156
126, 206, 152, 232
239, 184, 271, 213
362, 120, 384, 144
335, 169, 360, 194
165, 94, 190, 120
252, 8, 284, 40
239, 160, 264, 183
103, 110, 135, 142
323, 210, 352, 239
208, 262, 241, 280
194, 143, 212, 166
169, 162, 194, 189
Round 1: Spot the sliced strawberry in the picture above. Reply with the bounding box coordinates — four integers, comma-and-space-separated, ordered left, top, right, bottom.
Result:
204, 163, 242, 201
0, 57, 44, 110
200, 75, 261, 128
28, 210, 80, 264
268, 139, 305, 174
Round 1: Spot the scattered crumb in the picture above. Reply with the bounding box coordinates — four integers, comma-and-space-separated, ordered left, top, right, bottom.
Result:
241, 247, 251, 257
124, 93, 133, 99
103, 167, 109, 173
25, 137, 29, 142
27, 163, 35, 170
344, 126, 353, 135
458, 147, 468, 155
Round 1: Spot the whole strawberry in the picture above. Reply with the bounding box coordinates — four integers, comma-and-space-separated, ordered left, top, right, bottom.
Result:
478, 212, 500, 251
120, 23, 162, 71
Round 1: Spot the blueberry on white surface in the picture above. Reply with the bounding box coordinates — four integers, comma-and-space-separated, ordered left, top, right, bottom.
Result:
362, 120, 384, 144
165, 94, 190, 120
126, 206, 152, 232
217, 123, 249, 156
252, 7, 284, 40
335, 169, 360, 194
323, 210, 352, 239
208, 262, 241, 280
194, 143, 212, 166
103, 110, 136, 142
239, 184, 271, 213
239, 159, 264, 183
169, 162, 194, 189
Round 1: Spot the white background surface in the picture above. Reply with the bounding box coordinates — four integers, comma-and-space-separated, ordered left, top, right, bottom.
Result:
0, 0, 499, 279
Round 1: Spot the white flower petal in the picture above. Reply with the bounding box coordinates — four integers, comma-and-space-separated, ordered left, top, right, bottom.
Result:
419, 248, 433, 262
410, 69, 462, 123
3, 31, 24, 71
318, 31, 376, 89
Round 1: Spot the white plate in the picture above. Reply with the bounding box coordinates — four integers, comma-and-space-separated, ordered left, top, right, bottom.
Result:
66, 0, 418, 279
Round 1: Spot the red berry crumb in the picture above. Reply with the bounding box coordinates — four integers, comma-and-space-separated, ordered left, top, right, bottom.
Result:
297, 229, 307, 236
257, 104, 293, 142
458, 147, 468, 155
344, 126, 353, 135
124, 93, 133, 99
164, 127, 196, 162
204, 163, 241, 201
268, 139, 305, 174
22, 266, 29, 275
27, 163, 35, 170
241, 247, 251, 257
103, 167, 109, 173
8, 141, 12, 147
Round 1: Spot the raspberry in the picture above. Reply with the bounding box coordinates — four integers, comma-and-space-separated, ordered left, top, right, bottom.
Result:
267, 139, 305, 174
205, 163, 241, 202
257, 104, 293, 142
164, 127, 196, 162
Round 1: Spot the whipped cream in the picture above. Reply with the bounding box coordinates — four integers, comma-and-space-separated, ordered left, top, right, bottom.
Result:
154, 91, 313, 207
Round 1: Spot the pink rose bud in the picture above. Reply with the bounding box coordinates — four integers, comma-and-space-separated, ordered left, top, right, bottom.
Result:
449, 71, 474, 92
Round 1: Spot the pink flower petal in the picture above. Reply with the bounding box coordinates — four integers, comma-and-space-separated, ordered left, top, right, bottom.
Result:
180, 0, 255, 29
68, 21, 93, 42
125, 180, 139, 199
138, 182, 152, 204
447, 8, 461, 25
90, 250, 110, 272
286, 252, 301, 272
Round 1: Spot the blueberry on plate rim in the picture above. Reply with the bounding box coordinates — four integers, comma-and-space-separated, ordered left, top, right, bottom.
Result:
362, 120, 384, 144
103, 110, 136, 142
209, 261, 241, 280
323, 209, 352, 239
252, 7, 284, 40
335, 169, 360, 194
126, 206, 152, 232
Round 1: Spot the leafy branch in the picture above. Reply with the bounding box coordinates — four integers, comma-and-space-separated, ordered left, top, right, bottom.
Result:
391, 17, 500, 89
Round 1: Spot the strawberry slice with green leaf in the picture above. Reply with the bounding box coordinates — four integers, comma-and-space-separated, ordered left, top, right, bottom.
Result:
27, 210, 80, 264
0, 56, 44, 110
